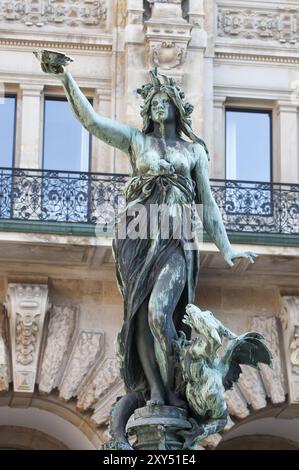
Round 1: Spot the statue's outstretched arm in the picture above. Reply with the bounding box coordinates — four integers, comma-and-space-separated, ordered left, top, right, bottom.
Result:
59, 71, 134, 153
194, 145, 257, 267
34, 50, 135, 154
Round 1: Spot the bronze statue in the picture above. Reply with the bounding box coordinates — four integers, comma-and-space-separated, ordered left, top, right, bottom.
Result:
35, 51, 269, 450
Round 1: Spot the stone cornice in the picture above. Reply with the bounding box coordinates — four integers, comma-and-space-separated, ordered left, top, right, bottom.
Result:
0, 37, 112, 52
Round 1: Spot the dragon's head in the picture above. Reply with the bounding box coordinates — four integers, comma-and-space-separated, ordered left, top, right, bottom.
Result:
184, 304, 222, 346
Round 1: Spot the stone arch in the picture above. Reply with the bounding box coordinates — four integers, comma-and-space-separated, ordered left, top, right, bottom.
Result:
217, 415, 299, 450
0, 390, 104, 449
218, 434, 299, 450
0, 426, 68, 450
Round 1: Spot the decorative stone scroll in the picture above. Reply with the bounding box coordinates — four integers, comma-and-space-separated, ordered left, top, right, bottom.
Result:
59, 330, 104, 401
250, 315, 286, 404
77, 357, 121, 411
39, 305, 77, 394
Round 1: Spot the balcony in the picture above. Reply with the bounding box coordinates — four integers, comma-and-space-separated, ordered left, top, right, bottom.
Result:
0, 167, 298, 243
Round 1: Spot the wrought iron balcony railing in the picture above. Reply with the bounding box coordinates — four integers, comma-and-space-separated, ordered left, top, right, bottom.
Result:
0, 167, 298, 235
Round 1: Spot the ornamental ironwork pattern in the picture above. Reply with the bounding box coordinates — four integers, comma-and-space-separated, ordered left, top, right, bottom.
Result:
0, 168, 298, 235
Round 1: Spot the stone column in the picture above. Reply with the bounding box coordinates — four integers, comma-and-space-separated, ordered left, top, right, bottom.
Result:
274, 101, 298, 183
19, 84, 44, 169
5, 284, 49, 394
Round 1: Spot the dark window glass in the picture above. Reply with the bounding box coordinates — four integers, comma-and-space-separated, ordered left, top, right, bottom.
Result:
43, 98, 91, 171
226, 110, 271, 182
42, 98, 92, 222
225, 110, 272, 216
0, 96, 16, 167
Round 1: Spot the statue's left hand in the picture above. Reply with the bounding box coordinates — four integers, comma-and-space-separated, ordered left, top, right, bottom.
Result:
224, 250, 257, 267
33, 49, 73, 76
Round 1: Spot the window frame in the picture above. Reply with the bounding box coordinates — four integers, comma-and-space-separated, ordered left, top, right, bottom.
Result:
225, 107, 273, 184
0, 94, 17, 169
42, 95, 92, 173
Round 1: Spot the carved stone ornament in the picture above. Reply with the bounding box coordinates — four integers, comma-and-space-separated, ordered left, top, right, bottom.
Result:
0, 0, 107, 28
59, 330, 104, 401
250, 315, 286, 404
145, 0, 191, 71
290, 327, 299, 375
39, 305, 77, 394
225, 385, 249, 419
5, 284, 49, 394
280, 297, 299, 403
218, 6, 299, 45
0, 309, 10, 392
149, 40, 186, 69
77, 357, 121, 411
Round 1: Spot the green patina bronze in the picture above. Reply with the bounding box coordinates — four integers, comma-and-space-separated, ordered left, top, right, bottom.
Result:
35, 50, 271, 450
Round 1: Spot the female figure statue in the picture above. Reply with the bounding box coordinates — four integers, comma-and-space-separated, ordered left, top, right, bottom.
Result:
36, 53, 255, 409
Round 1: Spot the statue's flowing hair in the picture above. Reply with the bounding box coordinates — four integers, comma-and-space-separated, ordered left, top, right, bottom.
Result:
137, 68, 209, 159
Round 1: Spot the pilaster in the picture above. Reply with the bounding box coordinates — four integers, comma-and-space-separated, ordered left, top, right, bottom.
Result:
19, 84, 44, 169
274, 101, 299, 183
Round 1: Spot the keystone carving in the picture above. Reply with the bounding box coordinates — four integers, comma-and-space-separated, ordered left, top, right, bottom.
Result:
5, 284, 49, 394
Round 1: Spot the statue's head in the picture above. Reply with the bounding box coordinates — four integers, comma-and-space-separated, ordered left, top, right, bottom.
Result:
137, 69, 209, 158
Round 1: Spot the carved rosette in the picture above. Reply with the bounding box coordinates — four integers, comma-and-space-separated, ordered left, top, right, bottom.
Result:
280, 297, 299, 403
5, 284, 49, 394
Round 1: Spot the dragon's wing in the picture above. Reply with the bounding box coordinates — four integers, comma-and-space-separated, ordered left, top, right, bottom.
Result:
221, 332, 272, 391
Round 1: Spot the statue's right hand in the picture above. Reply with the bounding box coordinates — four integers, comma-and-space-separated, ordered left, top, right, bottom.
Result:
33, 49, 73, 76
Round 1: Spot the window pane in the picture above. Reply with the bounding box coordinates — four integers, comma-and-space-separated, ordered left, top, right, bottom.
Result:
226, 110, 271, 182
43, 98, 90, 172
0, 96, 16, 167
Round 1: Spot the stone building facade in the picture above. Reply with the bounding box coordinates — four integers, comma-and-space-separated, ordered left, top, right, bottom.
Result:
0, 0, 299, 449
